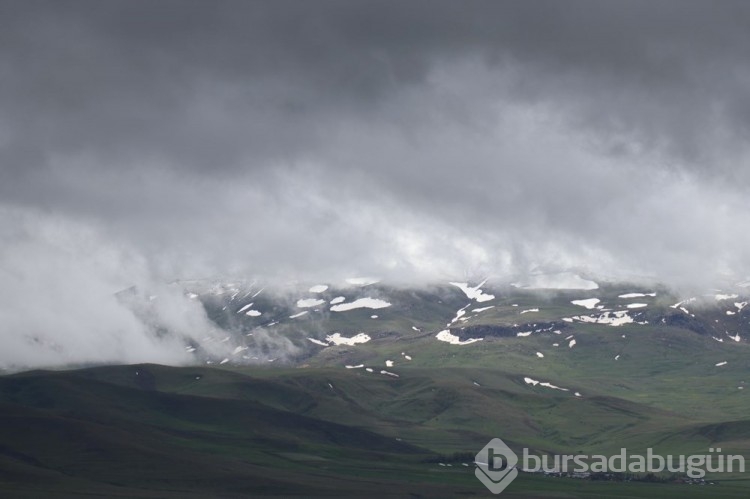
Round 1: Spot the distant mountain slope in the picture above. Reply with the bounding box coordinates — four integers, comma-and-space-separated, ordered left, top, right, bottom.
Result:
159, 277, 750, 369
3, 277, 750, 496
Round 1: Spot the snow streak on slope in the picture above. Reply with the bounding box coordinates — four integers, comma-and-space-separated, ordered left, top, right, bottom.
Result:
449, 304, 470, 325
237, 303, 254, 313
524, 377, 570, 392
473, 306, 495, 312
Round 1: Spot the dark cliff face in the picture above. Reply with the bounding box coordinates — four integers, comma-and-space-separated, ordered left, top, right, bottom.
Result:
659, 307, 748, 338
662, 312, 713, 336
452, 321, 569, 340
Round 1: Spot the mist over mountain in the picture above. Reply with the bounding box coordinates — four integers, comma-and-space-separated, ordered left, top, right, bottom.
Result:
2, 1, 750, 369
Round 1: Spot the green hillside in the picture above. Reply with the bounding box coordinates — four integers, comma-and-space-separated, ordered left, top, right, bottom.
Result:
2, 362, 750, 497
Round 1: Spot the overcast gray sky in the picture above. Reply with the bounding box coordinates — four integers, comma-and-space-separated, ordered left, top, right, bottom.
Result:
2, 1, 750, 367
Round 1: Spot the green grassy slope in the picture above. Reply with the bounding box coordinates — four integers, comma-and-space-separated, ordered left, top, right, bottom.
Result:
2, 363, 750, 497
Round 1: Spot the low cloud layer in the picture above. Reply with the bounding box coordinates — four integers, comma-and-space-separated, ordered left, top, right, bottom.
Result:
2, 1, 750, 367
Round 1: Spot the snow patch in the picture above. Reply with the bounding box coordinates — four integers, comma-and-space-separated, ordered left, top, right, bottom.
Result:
626, 303, 648, 309
326, 333, 372, 346
330, 296, 346, 304
307, 338, 329, 347
309, 284, 329, 293
330, 298, 391, 312
449, 280, 495, 302
290, 311, 309, 319
571, 298, 600, 309
297, 298, 325, 308
569, 310, 634, 326
435, 329, 483, 345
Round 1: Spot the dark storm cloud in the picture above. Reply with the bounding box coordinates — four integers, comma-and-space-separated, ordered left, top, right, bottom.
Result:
3, 0, 750, 180
2, 0, 749, 261
2, 1, 750, 367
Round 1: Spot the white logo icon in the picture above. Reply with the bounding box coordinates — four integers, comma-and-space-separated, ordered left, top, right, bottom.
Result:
475, 438, 519, 494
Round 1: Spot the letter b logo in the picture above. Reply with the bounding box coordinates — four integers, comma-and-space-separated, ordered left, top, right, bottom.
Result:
475, 438, 519, 494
